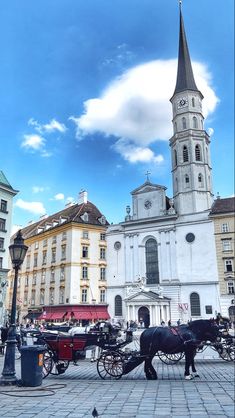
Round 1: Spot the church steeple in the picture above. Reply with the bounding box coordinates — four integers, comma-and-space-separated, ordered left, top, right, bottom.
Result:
169, 3, 213, 216
173, 3, 200, 96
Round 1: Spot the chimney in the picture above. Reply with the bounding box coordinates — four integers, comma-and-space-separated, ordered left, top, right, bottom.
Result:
78, 190, 88, 204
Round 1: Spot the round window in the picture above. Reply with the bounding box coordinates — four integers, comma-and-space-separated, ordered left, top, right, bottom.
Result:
185, 233, 195, 243
114, 241, 121, 251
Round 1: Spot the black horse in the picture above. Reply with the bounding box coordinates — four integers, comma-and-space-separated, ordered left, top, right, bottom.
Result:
123, 319, 220, 380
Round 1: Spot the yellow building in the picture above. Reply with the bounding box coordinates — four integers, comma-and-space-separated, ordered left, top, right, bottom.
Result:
209, 197, 235, 323
6, 191, 110, 325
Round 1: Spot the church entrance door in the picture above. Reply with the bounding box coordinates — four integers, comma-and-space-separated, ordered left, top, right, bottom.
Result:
138, 306, 150, 328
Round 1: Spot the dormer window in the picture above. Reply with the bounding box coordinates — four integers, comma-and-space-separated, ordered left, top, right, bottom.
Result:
99, 215, 106, 225
81, 212, 89, 222
60, 217, 67, 224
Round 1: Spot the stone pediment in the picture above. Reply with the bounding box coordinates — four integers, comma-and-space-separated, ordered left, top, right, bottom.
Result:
131, 181, 166, 196
125, 290, 170, 302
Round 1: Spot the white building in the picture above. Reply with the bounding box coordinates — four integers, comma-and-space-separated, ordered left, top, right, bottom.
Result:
0, 171, 18, 326
106, 7, 220, 326
6, 191, 110, 325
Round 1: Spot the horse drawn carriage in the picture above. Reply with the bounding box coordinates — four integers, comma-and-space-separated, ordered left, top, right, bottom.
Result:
28, 319, 234, 381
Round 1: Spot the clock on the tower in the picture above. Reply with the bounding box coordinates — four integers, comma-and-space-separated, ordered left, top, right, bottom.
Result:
178, 97, 188, 108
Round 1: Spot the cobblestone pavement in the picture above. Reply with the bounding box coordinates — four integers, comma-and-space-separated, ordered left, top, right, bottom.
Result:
0, 354, 234, 418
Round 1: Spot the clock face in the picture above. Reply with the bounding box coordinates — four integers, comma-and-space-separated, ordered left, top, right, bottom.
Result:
144, 200, 152, 209
178, 97, 188, 108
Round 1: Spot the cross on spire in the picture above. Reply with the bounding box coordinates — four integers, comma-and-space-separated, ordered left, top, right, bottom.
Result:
145, 171, 151, 182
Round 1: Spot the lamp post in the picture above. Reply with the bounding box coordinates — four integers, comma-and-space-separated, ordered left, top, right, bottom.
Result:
0, 230, 28, 385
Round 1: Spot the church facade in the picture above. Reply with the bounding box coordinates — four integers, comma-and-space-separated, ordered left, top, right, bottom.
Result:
106, 7, 220, 325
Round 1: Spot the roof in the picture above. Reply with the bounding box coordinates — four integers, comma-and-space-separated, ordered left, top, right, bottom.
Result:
131, 180, 167, 195
173, 7, 200, 96
209, 197, 235, 215
0, 170, 13, 189
20, 201, 109, 239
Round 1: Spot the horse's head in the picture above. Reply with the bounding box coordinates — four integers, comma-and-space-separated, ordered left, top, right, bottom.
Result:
189, 319, 220, 343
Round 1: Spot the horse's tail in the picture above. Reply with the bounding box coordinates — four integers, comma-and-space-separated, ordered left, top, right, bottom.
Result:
122, 355, 144, 375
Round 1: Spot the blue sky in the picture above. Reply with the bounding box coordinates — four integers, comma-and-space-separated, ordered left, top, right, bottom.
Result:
0, 0, 234, 229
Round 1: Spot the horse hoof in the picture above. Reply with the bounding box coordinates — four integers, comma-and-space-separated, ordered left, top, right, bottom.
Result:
185, 374, 193, 380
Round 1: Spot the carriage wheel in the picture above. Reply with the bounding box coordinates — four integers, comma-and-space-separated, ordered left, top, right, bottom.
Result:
97, 351, 124, 380
43, 350, 53, 378
157, 351, 184, 364
218, 344, 234, 362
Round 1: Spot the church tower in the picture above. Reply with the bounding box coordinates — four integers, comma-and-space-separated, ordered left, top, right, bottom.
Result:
170, 4, 213, 215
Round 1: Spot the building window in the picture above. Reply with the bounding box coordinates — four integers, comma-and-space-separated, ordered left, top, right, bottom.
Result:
59, 287, 65, 304
193, 116, 198, 129
195, 144, 201, 161
185, 174, 190, 186
61, 245, 66, 260
43, 239, 47, 247
32, 272, 37, 285
145, 238, 159, 284
174, 150, 177, 166
81, 288, 87, 303
40, 289, 45, 305
41, 269, 46, 284
60, 266, 65, 281
24, 292, 28, 306
221, 223, 229, 233
100, 289, 106, 303
25, 274, 29, 287
190, 292, 201, 316
26, 254, 30, 269
0, 218, 6, 231
175, 177, 178, 192
50, 268, 55, 283
100, 248, 106, 260
183, 145, 189, 162
42, 250, 47, 265
100, 233, 106, 241
0, 200, 7, 212
225, 260, 233, 272
62, 231, 67, 241
82, 231, 89, 239
82, 246, 88, 258
35, 241, 39, 250
100, 267, 106, 280
182, 117, 186, 130
0, 257, 2, 268
33, 254, 38, 267
115, 295, 122, 316
31, 290, 36, 306
82, 266, 88, 279
227, 281, 234, 294
0, 237, 4, 250
205, 305, 212, 315
174, 121, 177, 133
49, 288, 54, 305
192, 97, 195, 107
52, 235, 57, 244
51, 248, 56, 263
198, 173, 203, 187
222, 240, 232, 252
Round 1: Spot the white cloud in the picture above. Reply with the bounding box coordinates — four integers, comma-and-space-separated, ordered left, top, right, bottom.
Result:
15, 199, 46, 215
71, 59, 219, 163
114, 139, 164, 164
54, 193, 64, 201
66, 196, 75, 203
207, 127, 214, 136
21, 134, 45, 151
32, 186, 45, 193
28, 118, 67, 134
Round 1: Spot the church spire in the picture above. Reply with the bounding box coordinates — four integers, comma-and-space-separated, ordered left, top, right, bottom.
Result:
173, 3, 199, 95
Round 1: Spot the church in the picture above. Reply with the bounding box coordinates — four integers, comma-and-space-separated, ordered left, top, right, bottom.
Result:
106, 6, 220, 326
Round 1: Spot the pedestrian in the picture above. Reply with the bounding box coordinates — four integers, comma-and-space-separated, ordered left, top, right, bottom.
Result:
161, 320, 165, 327
177, 319, 181, 326
168, 320, 171, 327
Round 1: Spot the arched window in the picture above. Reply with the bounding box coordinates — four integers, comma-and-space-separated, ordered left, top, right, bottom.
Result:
206, 147, 209, 163
182, 117, 186, 130
185, 174, 190, 186
174, 122, 177, 133
174, 149, 177, 166
192, 97, 195, 107
183, 145, 189, 162
190, 292, 201, 316
145, 238, 159, 284
201, 119, 203, 129
175, 177, 178, 192
195, 144, 201, 161
115, 295, 123, 316
198, 173, 203, 187
193, 116, 198, 129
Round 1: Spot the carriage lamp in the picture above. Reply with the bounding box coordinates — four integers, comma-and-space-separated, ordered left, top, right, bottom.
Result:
0, 230, 28, 385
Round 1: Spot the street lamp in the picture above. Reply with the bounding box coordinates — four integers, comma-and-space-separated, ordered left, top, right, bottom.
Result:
0, 230, 28, 385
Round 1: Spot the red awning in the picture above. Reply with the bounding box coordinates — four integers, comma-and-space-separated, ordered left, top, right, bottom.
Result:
38, 306, 110, 321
